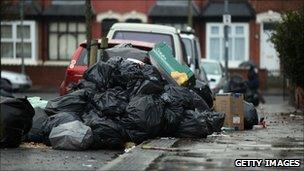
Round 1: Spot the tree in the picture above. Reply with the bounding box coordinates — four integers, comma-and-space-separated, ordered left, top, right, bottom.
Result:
85, 0, 93, 66
271, 7, 304, 88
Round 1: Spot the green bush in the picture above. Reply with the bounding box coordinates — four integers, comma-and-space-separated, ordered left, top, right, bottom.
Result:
271, 7, 304, 88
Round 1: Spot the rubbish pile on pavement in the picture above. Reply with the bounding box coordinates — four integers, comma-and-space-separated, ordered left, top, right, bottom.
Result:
0, 45, 226, 150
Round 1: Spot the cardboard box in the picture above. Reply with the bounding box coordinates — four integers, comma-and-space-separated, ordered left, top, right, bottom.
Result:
214, 93, 244, 131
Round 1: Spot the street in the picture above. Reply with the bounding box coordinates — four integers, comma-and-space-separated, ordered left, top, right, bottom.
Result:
2, 92, 302, 170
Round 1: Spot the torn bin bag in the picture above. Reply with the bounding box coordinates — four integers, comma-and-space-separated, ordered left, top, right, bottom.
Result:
45, 89, 91, 116
120, 95, 164, 143
243, 101, 258, 130
49, 121, 93, 150
0, 97, 34, 148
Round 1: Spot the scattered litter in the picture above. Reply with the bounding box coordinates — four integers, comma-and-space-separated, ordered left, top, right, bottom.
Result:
27, 97, 48, 109
142, 145, 189, 152
82, 164, 92, 167
20, 142, 49, 149
252, 125, 266, 130
124, 142, 136, 153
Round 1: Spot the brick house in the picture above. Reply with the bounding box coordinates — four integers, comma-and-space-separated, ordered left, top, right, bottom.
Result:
1, 0, 303, 89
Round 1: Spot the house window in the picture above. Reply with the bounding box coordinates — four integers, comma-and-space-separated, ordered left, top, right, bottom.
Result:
1, 21, 36, 60
206, 23, 249, 66
49, 22, 86, 60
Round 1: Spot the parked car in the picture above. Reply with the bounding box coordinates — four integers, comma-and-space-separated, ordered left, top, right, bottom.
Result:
201, 59, 225, 94
0, 70, 32, 91
59, 39, 155, 95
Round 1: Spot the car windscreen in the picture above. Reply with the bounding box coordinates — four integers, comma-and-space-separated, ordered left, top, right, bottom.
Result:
76, 47, 101, 66
202, 62, 222, 75
113, 31, 175, 56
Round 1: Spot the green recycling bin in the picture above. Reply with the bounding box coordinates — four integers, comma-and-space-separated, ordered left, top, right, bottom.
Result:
149, 42, 194, 86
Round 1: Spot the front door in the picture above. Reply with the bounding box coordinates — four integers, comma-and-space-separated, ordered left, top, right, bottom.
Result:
260, 22, 280, 75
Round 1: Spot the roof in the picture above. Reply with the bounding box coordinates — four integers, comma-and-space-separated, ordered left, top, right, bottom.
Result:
4, 3, 42, 16
201, 0, 255, 20
149, 0, 200, 17
109, 23, 179, 34
43, 4, 88, 17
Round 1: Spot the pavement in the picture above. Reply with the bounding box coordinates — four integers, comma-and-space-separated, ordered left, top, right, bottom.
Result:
1, 90, 303, 170
101, 95, 304, 171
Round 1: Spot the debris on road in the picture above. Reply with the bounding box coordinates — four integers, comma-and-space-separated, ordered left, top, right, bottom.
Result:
142, 145, 189, 152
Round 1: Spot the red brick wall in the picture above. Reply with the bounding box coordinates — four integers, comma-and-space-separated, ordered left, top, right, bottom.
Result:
92, 0, 155, 13
2, 66, 67, 89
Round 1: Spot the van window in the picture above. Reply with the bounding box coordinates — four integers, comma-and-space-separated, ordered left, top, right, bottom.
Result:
113, 31, 175, 56
181, 38, 193, 60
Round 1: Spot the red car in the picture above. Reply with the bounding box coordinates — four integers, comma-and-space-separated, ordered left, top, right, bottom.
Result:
59, 39, 154, 95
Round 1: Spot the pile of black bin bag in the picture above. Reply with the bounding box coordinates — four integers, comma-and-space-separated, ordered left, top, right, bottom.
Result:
1, 45, 226, 149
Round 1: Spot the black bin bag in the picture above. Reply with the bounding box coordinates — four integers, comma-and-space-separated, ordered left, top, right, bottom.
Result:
91, 87, 129, 116
130, 65, 164, 97
82, 110, 128, 149
45, 89, 91, 116
120, 95, 164, 143
0, 97, 35, 148
23, 107, 49, 143
204, 111, 226, 132
243, 101, 259, 130
83, 60, 114, 89
103, 43, 150, 63
25, 112, 81, 145
175, 110, 225, 138
174, 110, 211, 138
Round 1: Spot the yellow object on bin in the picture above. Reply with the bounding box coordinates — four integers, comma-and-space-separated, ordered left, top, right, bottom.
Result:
171, 71, 188, 86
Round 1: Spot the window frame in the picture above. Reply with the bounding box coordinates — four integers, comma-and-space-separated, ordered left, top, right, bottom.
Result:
206, 23, 249, 68
1, 21, 36, 60
48, 21, 86, 61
